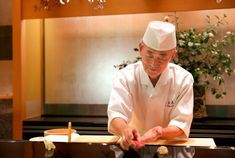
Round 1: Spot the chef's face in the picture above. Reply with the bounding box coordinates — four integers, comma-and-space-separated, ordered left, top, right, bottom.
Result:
139, 42, 176, 80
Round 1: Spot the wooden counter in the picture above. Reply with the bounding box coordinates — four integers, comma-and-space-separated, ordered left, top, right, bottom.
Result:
0, 140, 235, 158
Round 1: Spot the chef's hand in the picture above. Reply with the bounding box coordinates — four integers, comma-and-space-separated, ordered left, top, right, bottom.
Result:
139, 126, 163, 143
119, 126, 142, 150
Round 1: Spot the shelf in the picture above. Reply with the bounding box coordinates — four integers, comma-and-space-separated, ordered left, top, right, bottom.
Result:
0, 95, 13, 100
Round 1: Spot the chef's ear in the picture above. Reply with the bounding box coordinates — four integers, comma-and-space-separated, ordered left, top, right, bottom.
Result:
139, 42, 144, 57
139, 42, 144, 51
170, 49, 177, 61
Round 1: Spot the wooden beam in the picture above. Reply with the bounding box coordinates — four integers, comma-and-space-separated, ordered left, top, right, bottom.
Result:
12, 0, 24, 139
22, 0, 235, 19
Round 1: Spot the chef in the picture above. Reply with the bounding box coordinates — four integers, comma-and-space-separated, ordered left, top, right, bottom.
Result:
107, 20, 194, 150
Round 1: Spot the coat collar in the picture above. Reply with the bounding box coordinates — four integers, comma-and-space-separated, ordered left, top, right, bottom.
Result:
140, 61, 169, 87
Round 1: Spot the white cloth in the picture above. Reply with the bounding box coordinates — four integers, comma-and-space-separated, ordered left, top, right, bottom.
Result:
29, 133, 80, 143
107, 61, 194, 137
44, 133, 80, 142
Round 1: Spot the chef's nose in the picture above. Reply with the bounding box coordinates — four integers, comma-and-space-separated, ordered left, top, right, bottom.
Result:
149, 57, 163, 66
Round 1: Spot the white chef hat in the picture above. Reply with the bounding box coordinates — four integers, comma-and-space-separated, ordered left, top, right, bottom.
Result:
143, 21, 176, 51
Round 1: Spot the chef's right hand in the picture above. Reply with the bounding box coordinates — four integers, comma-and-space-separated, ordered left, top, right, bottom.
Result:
119, 126, 141, 150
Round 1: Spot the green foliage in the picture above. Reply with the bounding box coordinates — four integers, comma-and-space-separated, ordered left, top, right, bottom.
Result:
173, 14, 235, 99
115, 15, 235, 99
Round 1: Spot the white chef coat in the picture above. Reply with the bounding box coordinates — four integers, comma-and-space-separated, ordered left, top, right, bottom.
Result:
107, 61, 194, 138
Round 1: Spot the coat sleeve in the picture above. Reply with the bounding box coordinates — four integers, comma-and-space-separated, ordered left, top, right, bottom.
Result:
107, 71, 134, 132
168, 74, 194, 138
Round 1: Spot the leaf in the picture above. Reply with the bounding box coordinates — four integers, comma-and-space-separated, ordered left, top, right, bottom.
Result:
133, 48, 139, 52
215, 93, 222, 99
215, 15, 220, 20
211, 88, 216, 94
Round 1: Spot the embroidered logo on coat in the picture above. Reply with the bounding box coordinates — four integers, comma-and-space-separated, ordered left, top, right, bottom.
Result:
166, 100, 174, 107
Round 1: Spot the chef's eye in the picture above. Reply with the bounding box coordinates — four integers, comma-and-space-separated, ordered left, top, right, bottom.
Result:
159, 54, 171, 60
145, 52, 154, 58
146, 54, 154, 58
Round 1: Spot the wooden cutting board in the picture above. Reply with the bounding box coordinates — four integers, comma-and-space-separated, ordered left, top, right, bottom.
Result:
145, 138, 216, 147
72, 135, 216, 147
72, 135, 120, 144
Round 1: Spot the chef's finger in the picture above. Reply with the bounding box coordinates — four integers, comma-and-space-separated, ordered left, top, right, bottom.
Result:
139, 134, 154, 143
123, 133, 134, 146
133, 130, 141, 141
132, 140, 145, 148
120, 138, 129, 150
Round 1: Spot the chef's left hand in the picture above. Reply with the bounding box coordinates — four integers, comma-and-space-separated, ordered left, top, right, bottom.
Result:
139, 126, 163, 143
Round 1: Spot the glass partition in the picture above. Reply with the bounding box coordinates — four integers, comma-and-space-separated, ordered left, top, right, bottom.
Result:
43, 12, 174, 116
42, 9, 235, 116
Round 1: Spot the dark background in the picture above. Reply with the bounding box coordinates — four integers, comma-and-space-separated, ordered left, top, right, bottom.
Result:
0, 25, 12, 60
